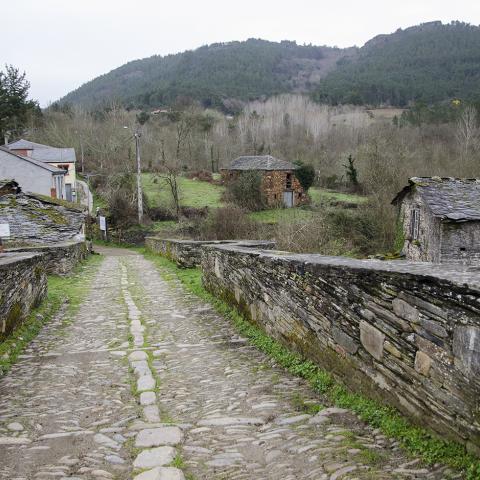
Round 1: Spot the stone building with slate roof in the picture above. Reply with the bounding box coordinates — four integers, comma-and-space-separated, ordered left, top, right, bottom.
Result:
392, 177, 480, 264
220, 155, 307, 207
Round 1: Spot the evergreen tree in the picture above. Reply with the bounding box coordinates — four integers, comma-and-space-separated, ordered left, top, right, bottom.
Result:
343, 155, 359, 189
0, 65, 40, 141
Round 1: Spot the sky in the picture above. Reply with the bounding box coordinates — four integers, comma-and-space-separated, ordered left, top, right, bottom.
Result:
2, 0, 479, 106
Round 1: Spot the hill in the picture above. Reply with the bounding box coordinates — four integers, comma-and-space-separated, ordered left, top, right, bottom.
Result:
61, 39, 344, 110
313, 21, 480, 106
60, 21, 480, 109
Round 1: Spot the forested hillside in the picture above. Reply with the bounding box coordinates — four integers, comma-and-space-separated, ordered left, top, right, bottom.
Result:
60, 21, 480, 110
61, 39, 344, 110
313, 21, 480, 106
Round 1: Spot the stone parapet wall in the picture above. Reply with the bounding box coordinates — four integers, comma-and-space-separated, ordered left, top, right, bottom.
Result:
0, 241, 88, 343
0, 252, 47, 341
6, 240, 89, 275
0, 192, 85, 245
200, 245, 480, 452
145, 237, 275, 268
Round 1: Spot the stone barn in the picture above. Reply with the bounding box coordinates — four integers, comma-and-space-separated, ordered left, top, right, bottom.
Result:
220, 155, 307, 208
392, 177, 480, 264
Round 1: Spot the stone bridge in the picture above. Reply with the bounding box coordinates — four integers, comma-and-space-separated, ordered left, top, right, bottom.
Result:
0, 245, 475, 479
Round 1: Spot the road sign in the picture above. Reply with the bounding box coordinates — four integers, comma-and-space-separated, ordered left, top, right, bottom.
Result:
99, 216, 106, 232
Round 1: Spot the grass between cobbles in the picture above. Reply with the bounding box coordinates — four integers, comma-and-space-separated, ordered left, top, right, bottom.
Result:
140, 248, 480, 479
0, 254, 104, 376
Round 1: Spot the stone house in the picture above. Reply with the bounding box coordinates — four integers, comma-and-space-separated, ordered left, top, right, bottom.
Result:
220, 155, 307, 207
8, 139, 77, 202
392, 177, 480, 264
0, 147, 66, 199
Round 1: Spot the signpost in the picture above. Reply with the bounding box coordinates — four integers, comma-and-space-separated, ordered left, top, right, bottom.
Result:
99, 216, 107, 241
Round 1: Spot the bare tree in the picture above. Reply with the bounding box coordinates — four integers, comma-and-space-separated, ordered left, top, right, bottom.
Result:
158, 164, 181, 218
456, 106, 479, 158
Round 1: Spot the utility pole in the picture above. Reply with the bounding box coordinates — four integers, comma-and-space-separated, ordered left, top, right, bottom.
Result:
135, 132, 143, 224
80, 138, 85, 174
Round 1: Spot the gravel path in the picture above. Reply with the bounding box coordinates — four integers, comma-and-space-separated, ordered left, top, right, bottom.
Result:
0, 248, 463, 480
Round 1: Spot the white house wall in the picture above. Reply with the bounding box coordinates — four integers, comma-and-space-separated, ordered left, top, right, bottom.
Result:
0, 150, 54, 197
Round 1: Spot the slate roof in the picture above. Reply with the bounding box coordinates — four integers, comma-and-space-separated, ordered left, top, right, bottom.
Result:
225, 155, 297, 171
392, 177, 480, 222
0, 147, 66, 174
8, 139, 76, 163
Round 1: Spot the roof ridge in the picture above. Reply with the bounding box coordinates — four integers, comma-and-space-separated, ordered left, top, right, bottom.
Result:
395, 176, 480, 222
227, 154, 296, 171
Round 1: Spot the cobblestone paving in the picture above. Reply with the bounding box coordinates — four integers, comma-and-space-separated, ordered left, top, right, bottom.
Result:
0, 249, 464, 479
0, 253, 137, 480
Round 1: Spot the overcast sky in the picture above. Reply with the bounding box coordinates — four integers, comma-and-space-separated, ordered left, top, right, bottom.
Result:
2, 0, 479, 106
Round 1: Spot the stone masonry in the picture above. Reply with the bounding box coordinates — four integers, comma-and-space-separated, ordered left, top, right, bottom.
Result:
7, 240, 89, 275
0, 252, 47, 341
0, 192, 85, 246
0, 241, 87, 344
201, 244, 480, 453
145, 237, 275, 268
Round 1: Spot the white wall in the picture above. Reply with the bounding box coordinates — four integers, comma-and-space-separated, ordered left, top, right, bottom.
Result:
0, 150, 55, 196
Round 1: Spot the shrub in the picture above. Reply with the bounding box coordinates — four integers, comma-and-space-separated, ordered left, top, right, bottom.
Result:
197, 205, 261, 240
180, 206, 209, 219
274, 206, 386, 256
147, 206, 177, 222
294, 161, 316, 191
225, 171, 266, 211
275, 211, 348, 254
107, 189, 137, 229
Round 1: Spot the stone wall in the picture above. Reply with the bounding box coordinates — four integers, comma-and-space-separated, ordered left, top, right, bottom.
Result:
6, 240, 89, 275
440, 221, 480, 266
261, 170, 307, 207
145, 237, 275, 268
401, 192, 442, 263
201, 244, 480, 452
401, 191, 480, 266
0, 252, 47, 341
0, 192, 85, 246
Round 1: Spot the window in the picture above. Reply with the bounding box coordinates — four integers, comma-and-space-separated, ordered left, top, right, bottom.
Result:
286, 173, 292, 189
410, 209, 420, 240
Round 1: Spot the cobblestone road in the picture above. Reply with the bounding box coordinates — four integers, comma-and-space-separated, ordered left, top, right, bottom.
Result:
0, 249, 463, 479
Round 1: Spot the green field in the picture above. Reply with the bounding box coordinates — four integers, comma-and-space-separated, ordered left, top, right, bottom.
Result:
142, 174, 225, 209
142, 174, 367, 227
309, 188, 367, 206
249, 207, 316, 224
